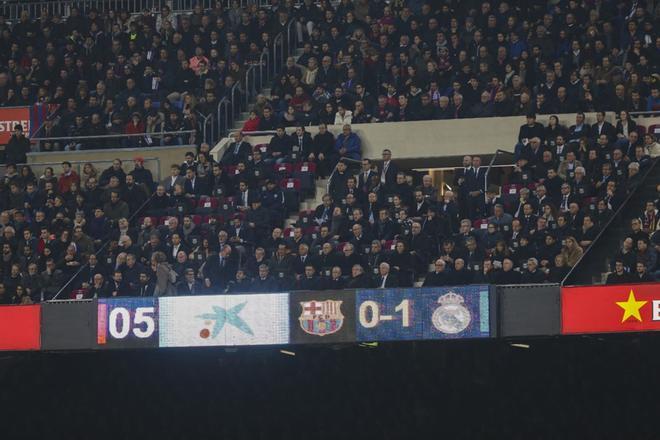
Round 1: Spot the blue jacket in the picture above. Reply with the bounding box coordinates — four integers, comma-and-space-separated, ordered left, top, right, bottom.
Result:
334, 133, 362, 160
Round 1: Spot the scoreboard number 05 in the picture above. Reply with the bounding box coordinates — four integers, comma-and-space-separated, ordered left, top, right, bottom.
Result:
108, 307, 156, 340
359, 300, 411, 328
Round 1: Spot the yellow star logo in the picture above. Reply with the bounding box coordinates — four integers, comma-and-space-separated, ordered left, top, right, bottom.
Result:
616, 290, 647, 323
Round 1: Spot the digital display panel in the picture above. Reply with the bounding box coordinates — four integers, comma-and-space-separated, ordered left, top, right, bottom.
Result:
356, 286, 491, 341
97, 297, 159, 349
159, 294, 290, 347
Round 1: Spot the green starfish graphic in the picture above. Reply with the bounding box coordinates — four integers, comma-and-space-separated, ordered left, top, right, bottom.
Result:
196, 302, 254, 338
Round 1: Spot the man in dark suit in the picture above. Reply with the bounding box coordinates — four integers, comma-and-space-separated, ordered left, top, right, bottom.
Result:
313, 194, 335, 226
316, 56, 339, 89
296, 265, 323, 290
183, 168, 207, 197
423, 259, 451, 287
109, 270, 130, 297
87, 273, 111, 298
591, 111, 615, 142
349, 223, 373, 255
177, 268, 204, 295
467, 156, 488, 220
292, 243, 317, 276
357, 158, 376, 196
250, 264, 280, 292
289, 125, 313, 162
453, 155, 473, 219
228, 216, 255, 249
221, 131, 252, 166
411, 189, 431, 218
136, 272, 155, 297
203, 245, 236, 291
407, 222, 431, 274
374, 209, 398, 241
374, 262, 398, 288
379, 149, 399, 193
162, 164, 186, 194
557, 183, 579, 213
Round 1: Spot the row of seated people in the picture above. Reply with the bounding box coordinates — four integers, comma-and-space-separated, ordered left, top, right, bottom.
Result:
606, 197, 660, 284
252, 0, 659, 129
0, 1, 299, 154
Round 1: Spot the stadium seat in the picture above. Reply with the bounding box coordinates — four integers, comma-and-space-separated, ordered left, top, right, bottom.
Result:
274, 163, 293, 177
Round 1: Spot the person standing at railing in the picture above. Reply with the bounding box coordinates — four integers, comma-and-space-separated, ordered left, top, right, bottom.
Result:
4, 124, 29, 165
124, 113, 146, 148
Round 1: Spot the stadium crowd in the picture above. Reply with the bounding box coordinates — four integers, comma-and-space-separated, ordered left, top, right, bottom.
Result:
0, 0, 655, 151
247, 0, 660, 128
0, 107, 657, 304
0, 1, 658, 302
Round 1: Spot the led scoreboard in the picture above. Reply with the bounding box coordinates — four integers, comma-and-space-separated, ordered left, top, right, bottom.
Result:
97, 298, 159, 349
356, 286, 492, 341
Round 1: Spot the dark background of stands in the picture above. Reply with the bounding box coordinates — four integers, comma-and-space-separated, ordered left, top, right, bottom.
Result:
1, 334, 660, 439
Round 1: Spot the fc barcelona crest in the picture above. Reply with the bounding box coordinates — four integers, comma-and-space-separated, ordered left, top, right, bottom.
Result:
299, 300, 344, 336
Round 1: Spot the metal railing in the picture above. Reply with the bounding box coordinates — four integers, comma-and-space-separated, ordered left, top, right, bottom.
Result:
31, 129, 197, 150
196, 111, 214, 145
27, 156, 162, 181
326, 157, 363, 194
630, 110, 660, 119
562, 157, 660, 286
2, 0, 279, 20
484, 149, 516, 193
217, 97, 231, 136
213, 18, 295, 141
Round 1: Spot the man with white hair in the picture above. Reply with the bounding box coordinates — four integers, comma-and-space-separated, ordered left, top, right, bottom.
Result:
627, 162, 642, 189
423, 258, 450, 287
375, 262, 398, 288
520, 257, 546, 283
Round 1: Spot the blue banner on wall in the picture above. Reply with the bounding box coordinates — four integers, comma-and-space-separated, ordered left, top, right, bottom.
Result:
356, 286, 491, 341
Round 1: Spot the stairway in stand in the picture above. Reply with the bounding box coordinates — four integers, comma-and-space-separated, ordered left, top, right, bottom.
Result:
232, 48, 321, 232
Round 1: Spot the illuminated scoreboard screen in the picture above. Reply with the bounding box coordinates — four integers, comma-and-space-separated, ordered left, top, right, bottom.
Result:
356, 286, 491, 341
97, 298, 159, 349
27, 286, 494, 352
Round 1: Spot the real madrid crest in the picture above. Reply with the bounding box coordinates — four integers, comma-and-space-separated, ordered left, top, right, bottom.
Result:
431, 292, 471, 334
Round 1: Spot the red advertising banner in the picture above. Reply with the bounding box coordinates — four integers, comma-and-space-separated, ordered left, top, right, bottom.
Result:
0, 305, 41, 351
562, 283, 660, 334
0, 106, 30, 144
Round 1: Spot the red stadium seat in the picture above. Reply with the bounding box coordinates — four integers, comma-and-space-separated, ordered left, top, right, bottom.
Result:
283, 227, 295, 238
335, 242, 348, 252
139, 216, 158, 227
303, 226, 320, 239
294, 162, 317, 174
274, 163, 293, 176
202, 215, 224, 225
383, 240, 396, 251
648, 124, 660, 136
280, 178, 301, 191
297, 209, 315, 226
195, 196, 219, 214
473, 219, 489, 230
584, 197, 598, 211
255, 143, 269, 154
636, 125, 646, 137
502, 184, 523, 196
191, 215, 202, 225
70, 289, 88, 300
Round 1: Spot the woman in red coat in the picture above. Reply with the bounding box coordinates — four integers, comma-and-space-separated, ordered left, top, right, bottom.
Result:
242, 110, 261, 132
125, 112, 145, 147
